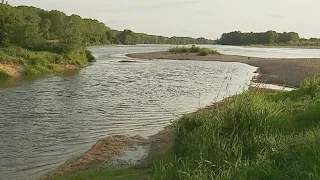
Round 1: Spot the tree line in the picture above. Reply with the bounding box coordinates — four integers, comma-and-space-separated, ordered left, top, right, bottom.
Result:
216, 31, 320, 46
0, 2, 214, 54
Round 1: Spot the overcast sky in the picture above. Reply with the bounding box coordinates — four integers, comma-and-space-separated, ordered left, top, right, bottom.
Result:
9, 0, 320, 39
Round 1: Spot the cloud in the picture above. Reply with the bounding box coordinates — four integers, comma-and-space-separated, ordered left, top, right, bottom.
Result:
88, 0, 199, 13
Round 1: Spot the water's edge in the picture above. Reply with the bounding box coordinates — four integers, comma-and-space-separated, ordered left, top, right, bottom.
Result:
41, 63, 294, 179
3, 45, 309, 180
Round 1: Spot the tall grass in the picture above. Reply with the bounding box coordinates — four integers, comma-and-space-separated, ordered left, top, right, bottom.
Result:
169, 45, 221, 56
153, 77, 320, 180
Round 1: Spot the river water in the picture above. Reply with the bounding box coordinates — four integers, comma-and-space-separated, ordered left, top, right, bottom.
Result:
0, 45, 319, 180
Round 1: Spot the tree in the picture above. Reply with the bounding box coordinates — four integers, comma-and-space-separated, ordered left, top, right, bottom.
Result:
40, 18, 51, 39
218, 31, 301, 45
59, 20, 83, 52
116, 29, 138, 45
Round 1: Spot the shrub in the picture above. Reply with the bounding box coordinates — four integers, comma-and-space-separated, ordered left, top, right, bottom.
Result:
197, 48, 210, 56
85, 49, 96, 62
190, 45, 200, 53
169, 47, 183, 53
169, 45, 220, 56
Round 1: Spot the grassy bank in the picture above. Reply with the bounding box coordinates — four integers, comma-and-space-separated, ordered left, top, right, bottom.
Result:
0, 46, 95, 79
54, 77, 320, 180
169, 45, 221, 56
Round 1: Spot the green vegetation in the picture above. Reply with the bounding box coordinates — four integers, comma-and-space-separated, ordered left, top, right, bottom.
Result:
56, 77, 320, 179
217, 31, 320, 46
0, 2, 215, 80
0, 1, 100, 78
169, 45, 221, 56
56, 167, 150, 180
0, 46, 88, 75
0, 69, 10, 79
153, 77, 320, 179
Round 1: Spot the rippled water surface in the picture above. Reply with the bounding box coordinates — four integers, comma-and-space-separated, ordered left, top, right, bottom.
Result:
1, 45, 318, 180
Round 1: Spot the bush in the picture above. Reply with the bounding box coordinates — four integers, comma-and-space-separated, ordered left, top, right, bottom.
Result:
169, 45, 220, 56
190, 45, 200, 53
197, 48, 210, 56
85, 49, 96, 62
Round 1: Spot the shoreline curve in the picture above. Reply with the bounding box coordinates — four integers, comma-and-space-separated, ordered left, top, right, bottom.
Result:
126, 51, 320, 88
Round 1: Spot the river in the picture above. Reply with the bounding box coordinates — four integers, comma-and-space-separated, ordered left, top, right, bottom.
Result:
0, 45, 319, 180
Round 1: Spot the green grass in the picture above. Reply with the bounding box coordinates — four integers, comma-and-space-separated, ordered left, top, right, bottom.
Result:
56, 77, 320, 180
56, 167, 150, 180
0, 46, 94, 76
153, 77, 320, 180
0, 70, 11, 79
169, 45, 221, 56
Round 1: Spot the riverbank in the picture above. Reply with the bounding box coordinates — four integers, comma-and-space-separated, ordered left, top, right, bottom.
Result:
53, 77, 320, 179
127, 51, 320, 88
42, 91, 232, 180
0, 47, 95, 81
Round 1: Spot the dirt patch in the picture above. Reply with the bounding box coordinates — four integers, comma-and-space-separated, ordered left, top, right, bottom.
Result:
41, 135, 147, 180
127, 52, 320, 88
0, 64, 23, 78
148, 125, 174, 156
61, 64, 80, 71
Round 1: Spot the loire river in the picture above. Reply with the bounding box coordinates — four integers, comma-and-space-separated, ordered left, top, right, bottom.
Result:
0, 45, 319, 180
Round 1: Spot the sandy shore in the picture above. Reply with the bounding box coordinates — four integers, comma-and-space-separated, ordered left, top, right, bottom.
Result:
0, 63, 80, 82
41, 135, 147, 180
0, 64, 23, 78
127, 51, 320, 88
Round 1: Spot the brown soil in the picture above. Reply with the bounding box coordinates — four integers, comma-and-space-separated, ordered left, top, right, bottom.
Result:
0, 64, 23, 77
148, 126, 174, 156
126, 51, 320, 88
0, 63, 80, 80
61, 64, 80, 71
41, 135, 147, 180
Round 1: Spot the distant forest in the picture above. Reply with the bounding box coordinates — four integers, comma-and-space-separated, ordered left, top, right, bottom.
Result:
0, 2, 214, 50
0, 1, 216, 78
217, 31, 320, 46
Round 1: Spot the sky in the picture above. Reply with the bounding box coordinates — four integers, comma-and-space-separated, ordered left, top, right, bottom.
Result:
9, 0, 320, 39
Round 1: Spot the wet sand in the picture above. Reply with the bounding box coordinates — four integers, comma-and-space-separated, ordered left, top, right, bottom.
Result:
127, 51, 320, 88
41, 135, 147, 180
